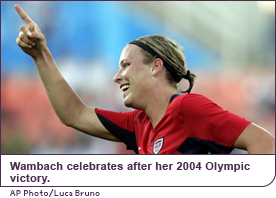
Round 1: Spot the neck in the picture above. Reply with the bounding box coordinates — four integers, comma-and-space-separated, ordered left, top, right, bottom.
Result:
144, 87, 177, 128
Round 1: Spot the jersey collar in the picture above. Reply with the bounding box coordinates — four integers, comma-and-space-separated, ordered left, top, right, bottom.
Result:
169, 94, 179, 103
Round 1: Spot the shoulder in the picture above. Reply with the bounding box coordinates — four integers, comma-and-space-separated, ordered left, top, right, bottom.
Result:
172, 93, 214, 107
171, 93, 221, 116
177, 93, 211, 101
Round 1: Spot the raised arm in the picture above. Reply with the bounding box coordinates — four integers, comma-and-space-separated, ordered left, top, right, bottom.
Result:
15, 4, 120, 142
233, 123, 275, 154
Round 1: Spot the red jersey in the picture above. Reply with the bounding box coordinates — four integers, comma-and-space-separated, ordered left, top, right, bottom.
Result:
95, 94, 251, 154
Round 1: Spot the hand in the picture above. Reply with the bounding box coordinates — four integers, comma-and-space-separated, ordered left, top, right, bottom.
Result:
15, 4, 47, 59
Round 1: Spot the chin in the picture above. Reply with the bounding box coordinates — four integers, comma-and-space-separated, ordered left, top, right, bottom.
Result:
123, 98, 133, 108
123, 97, 143, 110
123, 94, 138, 109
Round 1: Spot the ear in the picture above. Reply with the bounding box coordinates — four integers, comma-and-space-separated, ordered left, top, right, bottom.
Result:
150, 58, 164, 77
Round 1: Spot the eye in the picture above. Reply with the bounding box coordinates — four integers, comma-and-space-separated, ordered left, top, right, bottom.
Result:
123, 63, 130, 68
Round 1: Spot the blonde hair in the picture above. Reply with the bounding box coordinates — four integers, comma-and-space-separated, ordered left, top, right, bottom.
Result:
130, 34, 196, 93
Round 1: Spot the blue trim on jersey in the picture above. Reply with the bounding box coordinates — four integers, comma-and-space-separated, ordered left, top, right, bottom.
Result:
177, 137, 234, 154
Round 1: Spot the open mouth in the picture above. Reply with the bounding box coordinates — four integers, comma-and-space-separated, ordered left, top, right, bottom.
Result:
120, 84, 130, 93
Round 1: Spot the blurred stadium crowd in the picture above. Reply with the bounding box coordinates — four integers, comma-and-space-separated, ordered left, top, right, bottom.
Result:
1, 1, 275, 154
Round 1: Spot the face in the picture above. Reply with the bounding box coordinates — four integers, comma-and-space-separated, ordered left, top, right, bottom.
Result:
114, 44, 153, 109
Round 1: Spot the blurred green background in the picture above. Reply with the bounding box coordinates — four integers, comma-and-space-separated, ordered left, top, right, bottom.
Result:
1, 1, 275, 154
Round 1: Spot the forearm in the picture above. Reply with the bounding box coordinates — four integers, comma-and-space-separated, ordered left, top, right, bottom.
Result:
14, 4, 117, 140
33, 47, 85, 125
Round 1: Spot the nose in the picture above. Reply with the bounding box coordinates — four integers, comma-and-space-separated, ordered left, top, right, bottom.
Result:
113, 69, 122, 84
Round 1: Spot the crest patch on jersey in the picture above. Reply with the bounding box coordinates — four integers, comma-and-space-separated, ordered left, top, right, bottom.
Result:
153, 137, 164, 154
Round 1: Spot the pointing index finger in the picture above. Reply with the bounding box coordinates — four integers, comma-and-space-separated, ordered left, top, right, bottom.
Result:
14, 4, 33, 24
